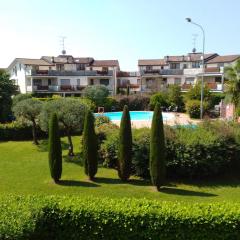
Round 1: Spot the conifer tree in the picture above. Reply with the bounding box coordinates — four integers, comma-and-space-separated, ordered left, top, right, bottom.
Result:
150, 103, 166, 190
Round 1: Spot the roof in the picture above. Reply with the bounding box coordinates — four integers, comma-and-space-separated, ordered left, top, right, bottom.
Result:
165, 53, 217, 62
138, 59, 166, 66
207, 55, 240, 64
91, 60, 119, 67
7, 58, 54, 70
138, 53, 218, 66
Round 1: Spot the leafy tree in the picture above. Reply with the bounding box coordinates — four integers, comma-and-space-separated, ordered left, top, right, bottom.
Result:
224, 59, 240, 120
150, 103, 166, 191
149, 92, 169, 110
40, 98, 89, 156
82, 110, 98, 180
13, 98, 42, 144
118, 105, 132, 181
83, 85, 109, 107
48, 113, 62, 183
185, 82, 211, 101
167, 85, 184, 111
12, 93, 32, 107
0, 69, 18, 122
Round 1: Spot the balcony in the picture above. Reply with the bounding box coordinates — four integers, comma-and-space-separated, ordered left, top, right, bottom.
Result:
30, 69, 113, 77
141, 69, 183, 76
118, 83, 140, 89
181, 83, 193, 90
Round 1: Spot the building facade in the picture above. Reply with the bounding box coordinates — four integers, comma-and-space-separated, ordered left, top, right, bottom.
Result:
7, 52, 240, 95
8, 55, 119, 95
138, 53, 240, 93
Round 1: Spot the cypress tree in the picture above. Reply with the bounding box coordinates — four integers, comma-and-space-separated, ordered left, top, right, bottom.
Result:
150, 103, 166, 191
118, 105, 132, 181
82, 110, 98, 180
48, 113, 62, 183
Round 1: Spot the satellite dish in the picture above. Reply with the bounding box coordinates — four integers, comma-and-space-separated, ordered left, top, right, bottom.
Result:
62, 49, 66, 55
192, 48, 196, 53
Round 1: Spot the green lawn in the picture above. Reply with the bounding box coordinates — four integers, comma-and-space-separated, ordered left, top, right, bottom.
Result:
1, 137, 240, 202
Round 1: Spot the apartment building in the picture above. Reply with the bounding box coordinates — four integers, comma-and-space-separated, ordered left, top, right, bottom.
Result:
138, 53, 240, 93
8, 55, 119, 95
117, 71, 141, 93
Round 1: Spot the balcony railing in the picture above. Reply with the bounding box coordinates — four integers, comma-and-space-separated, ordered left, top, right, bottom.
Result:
118, 84, 140, 89
141, 69, 183, 75
205, 67, 220, 73
30, 70, 113, 77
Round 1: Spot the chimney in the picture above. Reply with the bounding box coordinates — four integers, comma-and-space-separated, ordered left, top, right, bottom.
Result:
51, 56, 54, 63
165, 56, 169, 62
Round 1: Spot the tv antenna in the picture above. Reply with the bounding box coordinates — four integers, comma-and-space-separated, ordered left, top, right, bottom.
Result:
192, 34, 198, 53
59, 36, 67, 55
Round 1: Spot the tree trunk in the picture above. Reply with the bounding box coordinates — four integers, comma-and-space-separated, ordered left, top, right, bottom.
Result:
32, 119, 38, 145
67, 130, 74, 156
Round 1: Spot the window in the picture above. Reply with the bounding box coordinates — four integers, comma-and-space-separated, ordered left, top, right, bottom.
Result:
33, 79, 42, 86
185, 77, 195, 84
77, 64, 85, 71
215, 77, 222, 83
102, 67, 108, 72
146, 66, 152, 71
100, 79, 109, 86
192, 62, 201, 68
174, 78, 181, 85
56, 64, 64, 71
90, 79, 94, 85
77, 79, 81, 86
60, 79, 70, 86
170, 63, 180, 69
48, 79, 51, 85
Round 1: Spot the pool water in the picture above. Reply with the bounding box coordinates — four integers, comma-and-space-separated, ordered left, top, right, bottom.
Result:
95, 111, 174, 121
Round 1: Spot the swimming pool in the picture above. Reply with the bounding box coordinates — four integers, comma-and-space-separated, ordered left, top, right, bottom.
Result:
95, 111, 174, 121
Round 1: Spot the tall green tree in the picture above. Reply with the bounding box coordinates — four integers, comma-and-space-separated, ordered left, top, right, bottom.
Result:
150, 103, 166, 191
48, 113, 62, 183
82, 110, 98, 180
13, 98, 42, 144
224, 58, 240, 120
118, 105, 132, 181
0, 69, 18, 122
40, 98, 90, 155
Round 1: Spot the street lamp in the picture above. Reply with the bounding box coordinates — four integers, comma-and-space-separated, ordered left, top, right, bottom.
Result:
185, 18, 205, 119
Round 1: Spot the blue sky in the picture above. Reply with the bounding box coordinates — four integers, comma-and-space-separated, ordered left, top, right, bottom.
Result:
1, 0, 240, 70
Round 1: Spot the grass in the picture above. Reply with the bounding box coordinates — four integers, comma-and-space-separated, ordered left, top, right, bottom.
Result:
1, 137, 240, 202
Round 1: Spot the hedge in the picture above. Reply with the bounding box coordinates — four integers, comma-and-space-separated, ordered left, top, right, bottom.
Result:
0, 122, 47, 141
1, 195, 240, 240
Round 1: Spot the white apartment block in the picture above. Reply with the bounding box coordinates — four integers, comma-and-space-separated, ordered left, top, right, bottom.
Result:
7, 52, 240, 95
8, 55, 119, 95
138, 53, 240, 93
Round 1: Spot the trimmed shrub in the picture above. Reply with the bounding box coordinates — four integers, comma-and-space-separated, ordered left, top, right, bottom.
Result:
150, 103, 166, 190
48, 113, 62, 183
1, 195, 240, 240
118, 105, 132, 181
82, 110, 98, 180
0, 122, 47, 141
186, 100, 210, 118
12, 93, 32, 106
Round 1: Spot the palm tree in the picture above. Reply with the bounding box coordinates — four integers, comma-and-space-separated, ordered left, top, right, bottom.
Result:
224, 59, 240, 120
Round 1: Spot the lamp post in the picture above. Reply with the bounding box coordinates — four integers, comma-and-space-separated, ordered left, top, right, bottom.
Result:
186, 18, 205, 119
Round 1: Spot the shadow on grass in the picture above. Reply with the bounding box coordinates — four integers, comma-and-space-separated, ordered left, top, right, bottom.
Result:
37, 140, 69, 152
58, 180, 100, 187
160, 187, 217, 197
177, 177, 240, 189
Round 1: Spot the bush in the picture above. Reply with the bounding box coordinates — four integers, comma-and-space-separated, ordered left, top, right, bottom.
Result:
1, 195, 240, 240
0, 121, 46, 141
186, 100, 210, 118
167, 85, 185, 111
12, 93, 32, 106
149, 92, 169, 110
100, 122, 240, 180
95, 115, 110, 127
114, 95, 150, 111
